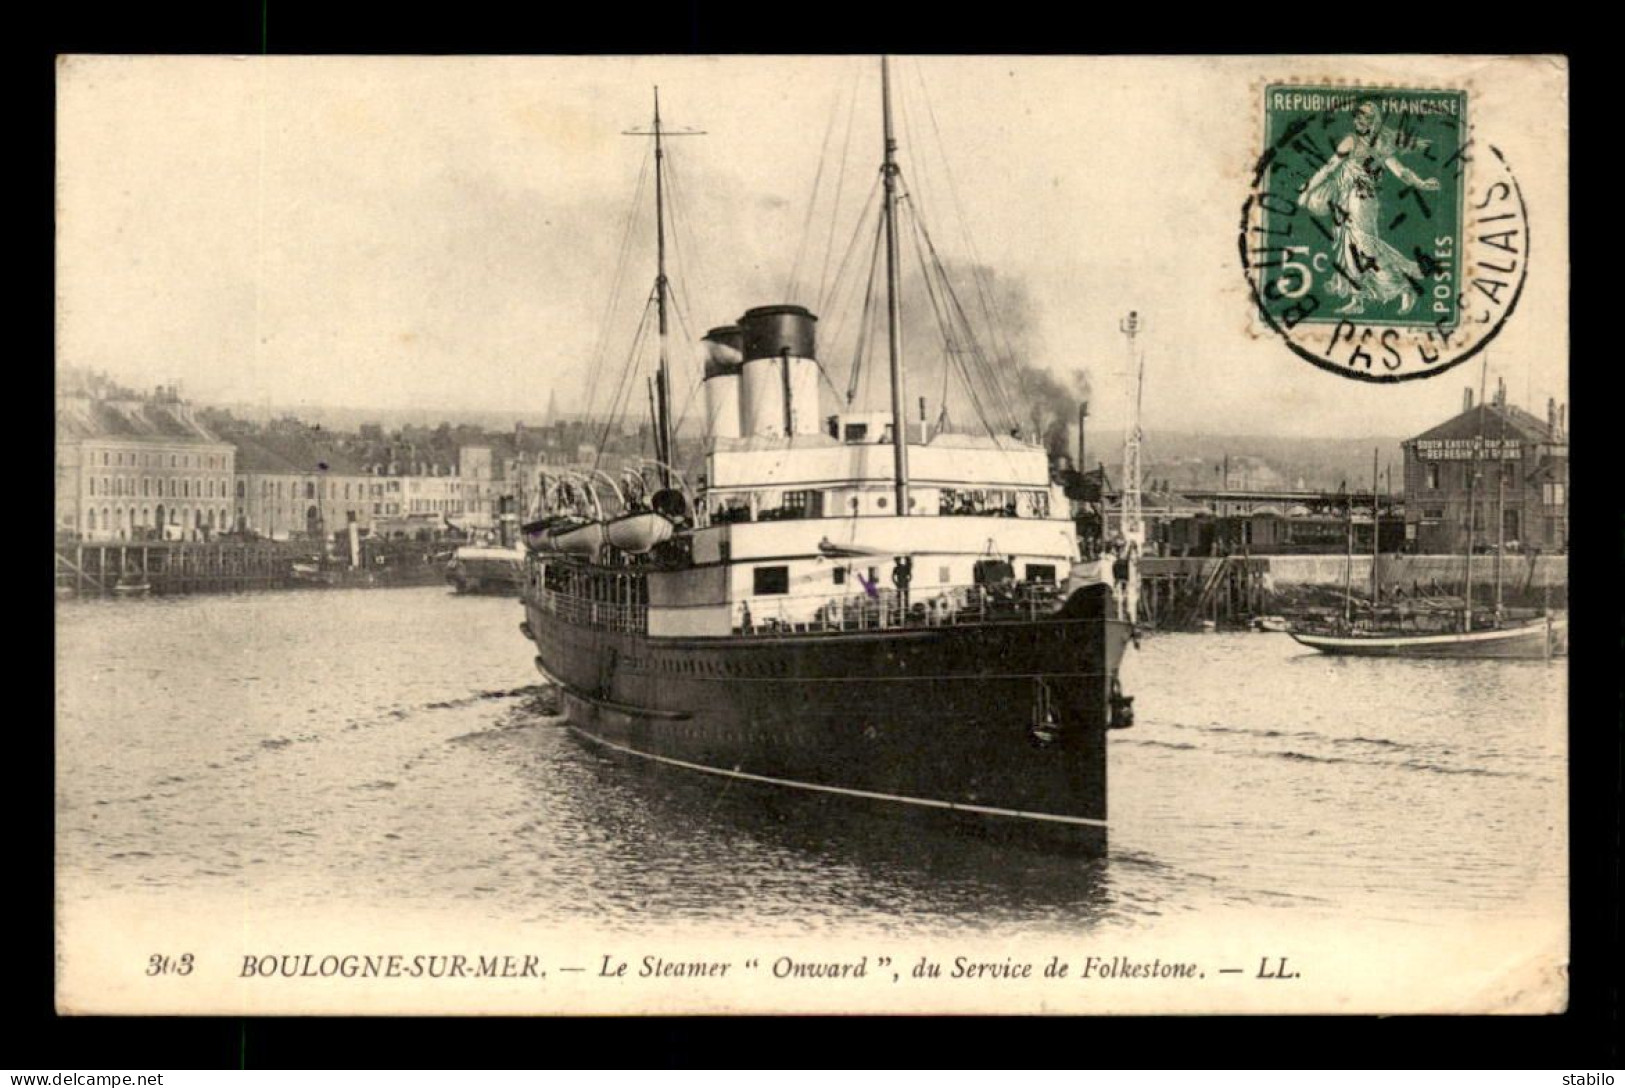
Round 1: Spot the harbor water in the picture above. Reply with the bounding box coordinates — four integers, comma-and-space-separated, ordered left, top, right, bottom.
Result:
56, 587, 1565, 943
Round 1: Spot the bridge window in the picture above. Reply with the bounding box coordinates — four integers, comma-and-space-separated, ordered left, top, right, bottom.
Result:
753, 566, 789, 595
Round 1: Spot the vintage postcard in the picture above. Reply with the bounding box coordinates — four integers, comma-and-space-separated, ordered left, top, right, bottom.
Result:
55, 54, 1569, 1015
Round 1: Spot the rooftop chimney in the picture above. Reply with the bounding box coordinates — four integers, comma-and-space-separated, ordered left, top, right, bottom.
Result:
1548, 397, 1557, 433
1495, 377, 1506, 407
1559, 403, 1566, 436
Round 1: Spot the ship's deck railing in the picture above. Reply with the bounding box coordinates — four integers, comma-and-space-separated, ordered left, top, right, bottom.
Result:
732, 583, 1072, 636
533, 586, 648, 634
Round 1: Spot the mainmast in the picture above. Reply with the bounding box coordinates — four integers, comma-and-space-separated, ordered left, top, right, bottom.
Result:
881, 56, 911, 516
652, 87, 674, 491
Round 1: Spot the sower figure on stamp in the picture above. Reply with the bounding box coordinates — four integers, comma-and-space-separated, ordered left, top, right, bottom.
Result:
1297, 100, 1442, 316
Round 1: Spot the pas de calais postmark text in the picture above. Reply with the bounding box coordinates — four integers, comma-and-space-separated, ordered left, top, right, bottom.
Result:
1242, 85, 1528, 383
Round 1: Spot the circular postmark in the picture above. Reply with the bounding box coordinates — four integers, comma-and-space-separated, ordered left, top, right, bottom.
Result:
1240, 85, 1528, 383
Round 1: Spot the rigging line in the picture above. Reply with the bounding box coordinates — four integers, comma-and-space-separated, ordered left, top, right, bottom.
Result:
659, 152, 702, 350
601, 292, 658, 462
907, 190, 1022, 432
817, 62, 866, 315
817, 177, 884, 390
863, 236, 887, 412
845, 214, 886, 407
591, 289, 659, 477
912, 59, 1026, 399
928, 239, 1016, 433
889, 118, 1015, 434
902, 196, 1001, 446
668, 288, 707, 445
812, 188, 878, 401
581, 143, 655, 426
784, 79, 845, 303
658, 153, 718, 444
662, 147, 711, 322
661, 149, 720, 395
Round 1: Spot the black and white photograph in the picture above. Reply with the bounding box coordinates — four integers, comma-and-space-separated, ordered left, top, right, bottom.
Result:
54, 54, 1570, 1016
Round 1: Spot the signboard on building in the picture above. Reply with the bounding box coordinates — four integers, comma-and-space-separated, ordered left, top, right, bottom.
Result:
1412, 437, 1522, 461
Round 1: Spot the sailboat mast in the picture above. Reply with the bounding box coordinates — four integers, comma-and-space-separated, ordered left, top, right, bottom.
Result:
1343, 481, 1354, 628
653, 87, 674, 490
1371, 447, 1381, 610
1463, 359, 1488, 631
1494, 399, 1506, 620
880, 56, 911, 516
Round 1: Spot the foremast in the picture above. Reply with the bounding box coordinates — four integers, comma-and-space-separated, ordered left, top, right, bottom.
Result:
626, 88, 702, 492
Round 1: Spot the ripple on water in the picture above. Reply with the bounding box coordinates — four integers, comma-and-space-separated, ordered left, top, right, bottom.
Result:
57, 595, 1565, 934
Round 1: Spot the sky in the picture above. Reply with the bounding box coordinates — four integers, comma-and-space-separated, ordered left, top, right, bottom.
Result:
56, 55, 1568, 439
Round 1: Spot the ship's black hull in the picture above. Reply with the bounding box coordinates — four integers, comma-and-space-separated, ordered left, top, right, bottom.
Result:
522, 582, 1129, 853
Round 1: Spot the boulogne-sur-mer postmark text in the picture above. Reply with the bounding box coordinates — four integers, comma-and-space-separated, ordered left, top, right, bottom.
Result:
1241, 84, 1528, 383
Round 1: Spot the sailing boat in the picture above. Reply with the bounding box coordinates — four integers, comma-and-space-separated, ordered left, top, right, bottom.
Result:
514, 60, 1136, 853
1290, 373, 1566, 659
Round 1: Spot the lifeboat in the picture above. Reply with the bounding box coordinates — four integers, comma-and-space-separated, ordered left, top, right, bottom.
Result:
522, 515, 584, 553
605, 510, 675, 554
549, 520, 607, 557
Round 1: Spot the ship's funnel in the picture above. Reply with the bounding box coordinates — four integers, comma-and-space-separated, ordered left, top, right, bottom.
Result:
702, 326, 744, 440
702, 326, 745, 376
738, 305, 821, 438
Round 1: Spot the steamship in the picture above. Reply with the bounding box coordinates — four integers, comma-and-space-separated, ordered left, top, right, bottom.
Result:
517, 61, 1136, 853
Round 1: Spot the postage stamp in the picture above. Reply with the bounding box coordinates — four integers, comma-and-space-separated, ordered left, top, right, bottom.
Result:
1241, 84, 1528, 383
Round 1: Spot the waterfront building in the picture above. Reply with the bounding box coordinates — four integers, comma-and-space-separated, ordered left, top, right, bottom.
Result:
1402, 384, 1568, 554
455, 445, 495, 530
402, 463, 465, 522
55, 375, 235, 541
231, 430, 382, 540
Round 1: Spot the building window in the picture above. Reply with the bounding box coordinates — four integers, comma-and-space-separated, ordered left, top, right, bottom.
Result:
142, 478, 149, 497
89, 478, 95, 496
832, 567, 846, 586
1426, 464, 1439, 490
753, 566, 789, 595
236, 481, 244, 499
103, 452, 110, 466
1025, 564, 1057, 584
182, 480, 189, 498
1542, 482, 1565, 506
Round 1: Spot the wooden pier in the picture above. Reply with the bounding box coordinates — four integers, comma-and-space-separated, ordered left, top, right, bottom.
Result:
1138, 556, 1271, 629
1135, 554, 1567, 630
56, 540, 298, 597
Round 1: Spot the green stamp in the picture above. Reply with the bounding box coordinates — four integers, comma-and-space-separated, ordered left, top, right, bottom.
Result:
1242, 84, 1527, 383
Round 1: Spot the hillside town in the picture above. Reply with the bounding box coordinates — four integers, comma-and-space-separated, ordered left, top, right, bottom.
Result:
56, 366, 1568, 563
